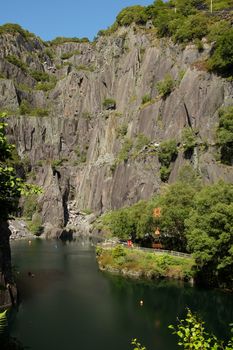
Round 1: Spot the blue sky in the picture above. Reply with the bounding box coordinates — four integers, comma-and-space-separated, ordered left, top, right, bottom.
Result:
0, 0, 153, 41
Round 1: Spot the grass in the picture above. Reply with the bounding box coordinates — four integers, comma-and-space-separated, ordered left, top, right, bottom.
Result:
96, 245, 195, 281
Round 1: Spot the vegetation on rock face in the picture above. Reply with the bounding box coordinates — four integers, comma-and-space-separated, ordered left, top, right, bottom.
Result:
0, 113, 41, 220
102, 98, 116, 110
181, 127, 197, 157
0, 23, 36, 40
98, 0, 233, 77
217, 106, 233, 165
156, 74, 175, 98
49, 36, 89, 45
158, 139, 178, 181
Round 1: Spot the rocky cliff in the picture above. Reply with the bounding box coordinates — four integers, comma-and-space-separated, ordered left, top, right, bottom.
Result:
0, 25, 233, 237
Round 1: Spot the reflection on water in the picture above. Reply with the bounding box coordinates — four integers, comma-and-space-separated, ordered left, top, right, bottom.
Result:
9, 238, 233, 350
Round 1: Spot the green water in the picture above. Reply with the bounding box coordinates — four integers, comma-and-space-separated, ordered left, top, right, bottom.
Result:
8, 238, 233, 350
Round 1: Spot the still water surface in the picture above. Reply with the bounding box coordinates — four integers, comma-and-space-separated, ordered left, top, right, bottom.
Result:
10, 238, 233, 350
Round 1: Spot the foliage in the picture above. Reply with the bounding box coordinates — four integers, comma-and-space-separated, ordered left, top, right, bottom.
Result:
154, 181, 198, 251
131, 339, 146, 350
185, 181, 233, 288
75, 146, 87, 164
0, 309, 8, 334
116, 6, 148, 26
134, 134, 150, 152
208, 28, 233, 76
0, 113, 41, 220
158, 139, 178, 182
117, 138, 133, 163
169, 309, 233, 350
60, 50, 80, 60
181, 127, 197, 156
27, 213, 43, 235
159, 165, 172, 183
5, 55, 27, 72
116, 124, 128, 138
102, 98, 116, 110
141, 94, 152, 105
19, 100, 49, 117
156, 75, 175, 98
0, 23, 35, 40
22, 194, 38, 219
217, 106, 233, 165
49, 36, 89, 45
173, 14, 208, 43
30, 70, 50, 82
158, 139, 178, 167
97, 245, 194, 280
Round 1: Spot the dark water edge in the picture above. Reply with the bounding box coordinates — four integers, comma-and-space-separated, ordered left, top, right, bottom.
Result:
6, 238, 233, 350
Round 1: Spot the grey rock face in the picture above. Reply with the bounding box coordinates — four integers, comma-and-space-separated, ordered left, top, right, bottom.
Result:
0, 27, 233, 233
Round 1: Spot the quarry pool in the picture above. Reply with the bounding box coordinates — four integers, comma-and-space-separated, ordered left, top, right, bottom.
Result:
8, 238, 233, 350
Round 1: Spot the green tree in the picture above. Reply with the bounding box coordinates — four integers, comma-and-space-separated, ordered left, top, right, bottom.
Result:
217, 106, 233, 165
185, 181, 233, 288
154, 181, 198, 251
116, 6, 148, 26
208, 28, 233, 76
0, 113, 41, 282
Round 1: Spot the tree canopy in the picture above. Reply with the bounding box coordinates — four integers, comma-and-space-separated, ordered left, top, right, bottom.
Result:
0, 113, 40, 220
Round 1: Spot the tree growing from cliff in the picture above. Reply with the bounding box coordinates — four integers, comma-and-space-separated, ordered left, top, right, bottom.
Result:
0, 113, 40, 220
0, 113, 40, 282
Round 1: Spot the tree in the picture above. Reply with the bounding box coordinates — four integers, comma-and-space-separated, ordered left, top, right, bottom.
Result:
154, 181, 198, 251
208, 28, 233, 76
185, 181, 233, 288
0, 113, 40, 283
217, 106, 233, 165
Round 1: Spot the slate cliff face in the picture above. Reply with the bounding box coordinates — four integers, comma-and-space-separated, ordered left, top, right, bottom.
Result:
1, 26, 233, 236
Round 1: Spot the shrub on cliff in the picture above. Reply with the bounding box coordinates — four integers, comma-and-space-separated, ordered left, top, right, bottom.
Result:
208, 28, 233, 76
0, 113, 41, 220
156, 75, 175, 98
116, 6, 148, 26
217, 106, 233, 165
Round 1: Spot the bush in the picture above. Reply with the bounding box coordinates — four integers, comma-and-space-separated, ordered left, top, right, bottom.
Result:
35, 78, 57, 91
19, 100, 49, 117
116, 6, 148, 26
217, 106, 233, 165
23, 194, 38, 219
116, 124, 128, 138
141, 94, 151, 105
103, 98, 116, 110
158, 139, 178, 167
181, 127, 197, 156
208, 28, 233, 76
60, 50, 80, 60
156, 74, 175, 98
134, 133, 150, 152
117, 138, 133, 162
49, 36, 89, 45
30, 70, 50, 82
19, 100, 31, 115
170, 309, 233, 350
0, 23, 35, 40
27, 213, 43, 235
6, 55, 27, 72
159, 165, 172, 182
